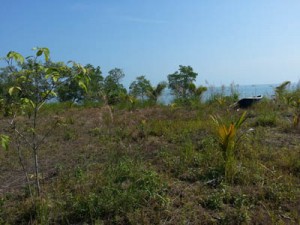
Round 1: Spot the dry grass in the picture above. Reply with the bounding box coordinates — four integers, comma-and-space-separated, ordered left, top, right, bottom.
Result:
0, 101, 300, 224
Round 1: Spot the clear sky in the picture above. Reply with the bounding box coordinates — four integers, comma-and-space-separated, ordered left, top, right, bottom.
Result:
1, 0, 300, 87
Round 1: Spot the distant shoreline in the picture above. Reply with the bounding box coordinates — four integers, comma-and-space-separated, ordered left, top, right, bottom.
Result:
159, 82, 298, 104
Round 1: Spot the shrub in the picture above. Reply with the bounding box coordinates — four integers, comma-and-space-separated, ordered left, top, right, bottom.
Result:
211, 111, 247, 183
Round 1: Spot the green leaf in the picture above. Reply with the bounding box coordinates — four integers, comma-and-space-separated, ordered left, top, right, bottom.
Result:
8, 87, 14, 96
36, 49, 43, 57
45, 67, 58, 74
18, 76, 27, 81
52, 73, 60, 82
0, 135, 10, 151
78, 80, 87, 92
29, 99, 35, 108
21, 98, 35, 108
50, 90, 57, 97
46, 71, 60, 83
6, 51, 24, 64
8, 86, 21, 95
34, 47, 50, 61
42, 90, 57, 98
235, 111, 247, 129
42, 48, 50, 61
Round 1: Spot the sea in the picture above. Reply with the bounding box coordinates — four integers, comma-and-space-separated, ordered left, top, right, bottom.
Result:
159, 83, 299, 104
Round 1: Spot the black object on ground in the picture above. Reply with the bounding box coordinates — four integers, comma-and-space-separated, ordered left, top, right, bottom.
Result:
232, 95, 263, 108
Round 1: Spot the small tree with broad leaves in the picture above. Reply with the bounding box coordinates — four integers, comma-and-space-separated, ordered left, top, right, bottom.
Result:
0, 47, 89, 196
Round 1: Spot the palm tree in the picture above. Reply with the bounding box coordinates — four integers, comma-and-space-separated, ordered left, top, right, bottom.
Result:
188, 83, 207, 100
147, 81, 167, 103
275, 81, 291, 102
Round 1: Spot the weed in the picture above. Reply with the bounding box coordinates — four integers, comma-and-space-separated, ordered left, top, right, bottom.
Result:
219, 207, 250, 225
255, 113, 277, 127
63, 128, 77, 141
291, 159, 300, 177
179, 140, 195, 167
202, 191, 224, 210
61, 157, 167, 223
88, 127, 101, 137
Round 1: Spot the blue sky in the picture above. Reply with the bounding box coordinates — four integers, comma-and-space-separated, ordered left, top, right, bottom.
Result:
1, 0, 300, 87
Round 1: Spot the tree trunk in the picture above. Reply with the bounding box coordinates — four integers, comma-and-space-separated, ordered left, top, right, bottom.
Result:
33, 146, 40, 196
33, 100, 41, 196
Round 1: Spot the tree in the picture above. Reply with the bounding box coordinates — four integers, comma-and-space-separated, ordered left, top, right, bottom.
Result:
188, 83, 207, 101
84, 64, 103, 102
147, 81, 167, 103
129, 76, 167, 104
129, 76, 152, 101
0, 65, 19, 115
0, 48, 89, 196
103, 68, 127, 105
167, 65, 198, 100
57, 64, 103, 103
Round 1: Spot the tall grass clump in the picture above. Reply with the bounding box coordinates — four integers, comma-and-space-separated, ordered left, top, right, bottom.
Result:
205, 83, 239, 109
275, 81, 300, 128
254, 112, 278, 127
286, 89, 300, 128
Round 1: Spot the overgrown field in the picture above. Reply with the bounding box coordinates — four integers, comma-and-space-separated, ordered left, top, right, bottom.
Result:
0, 100, 300, 224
